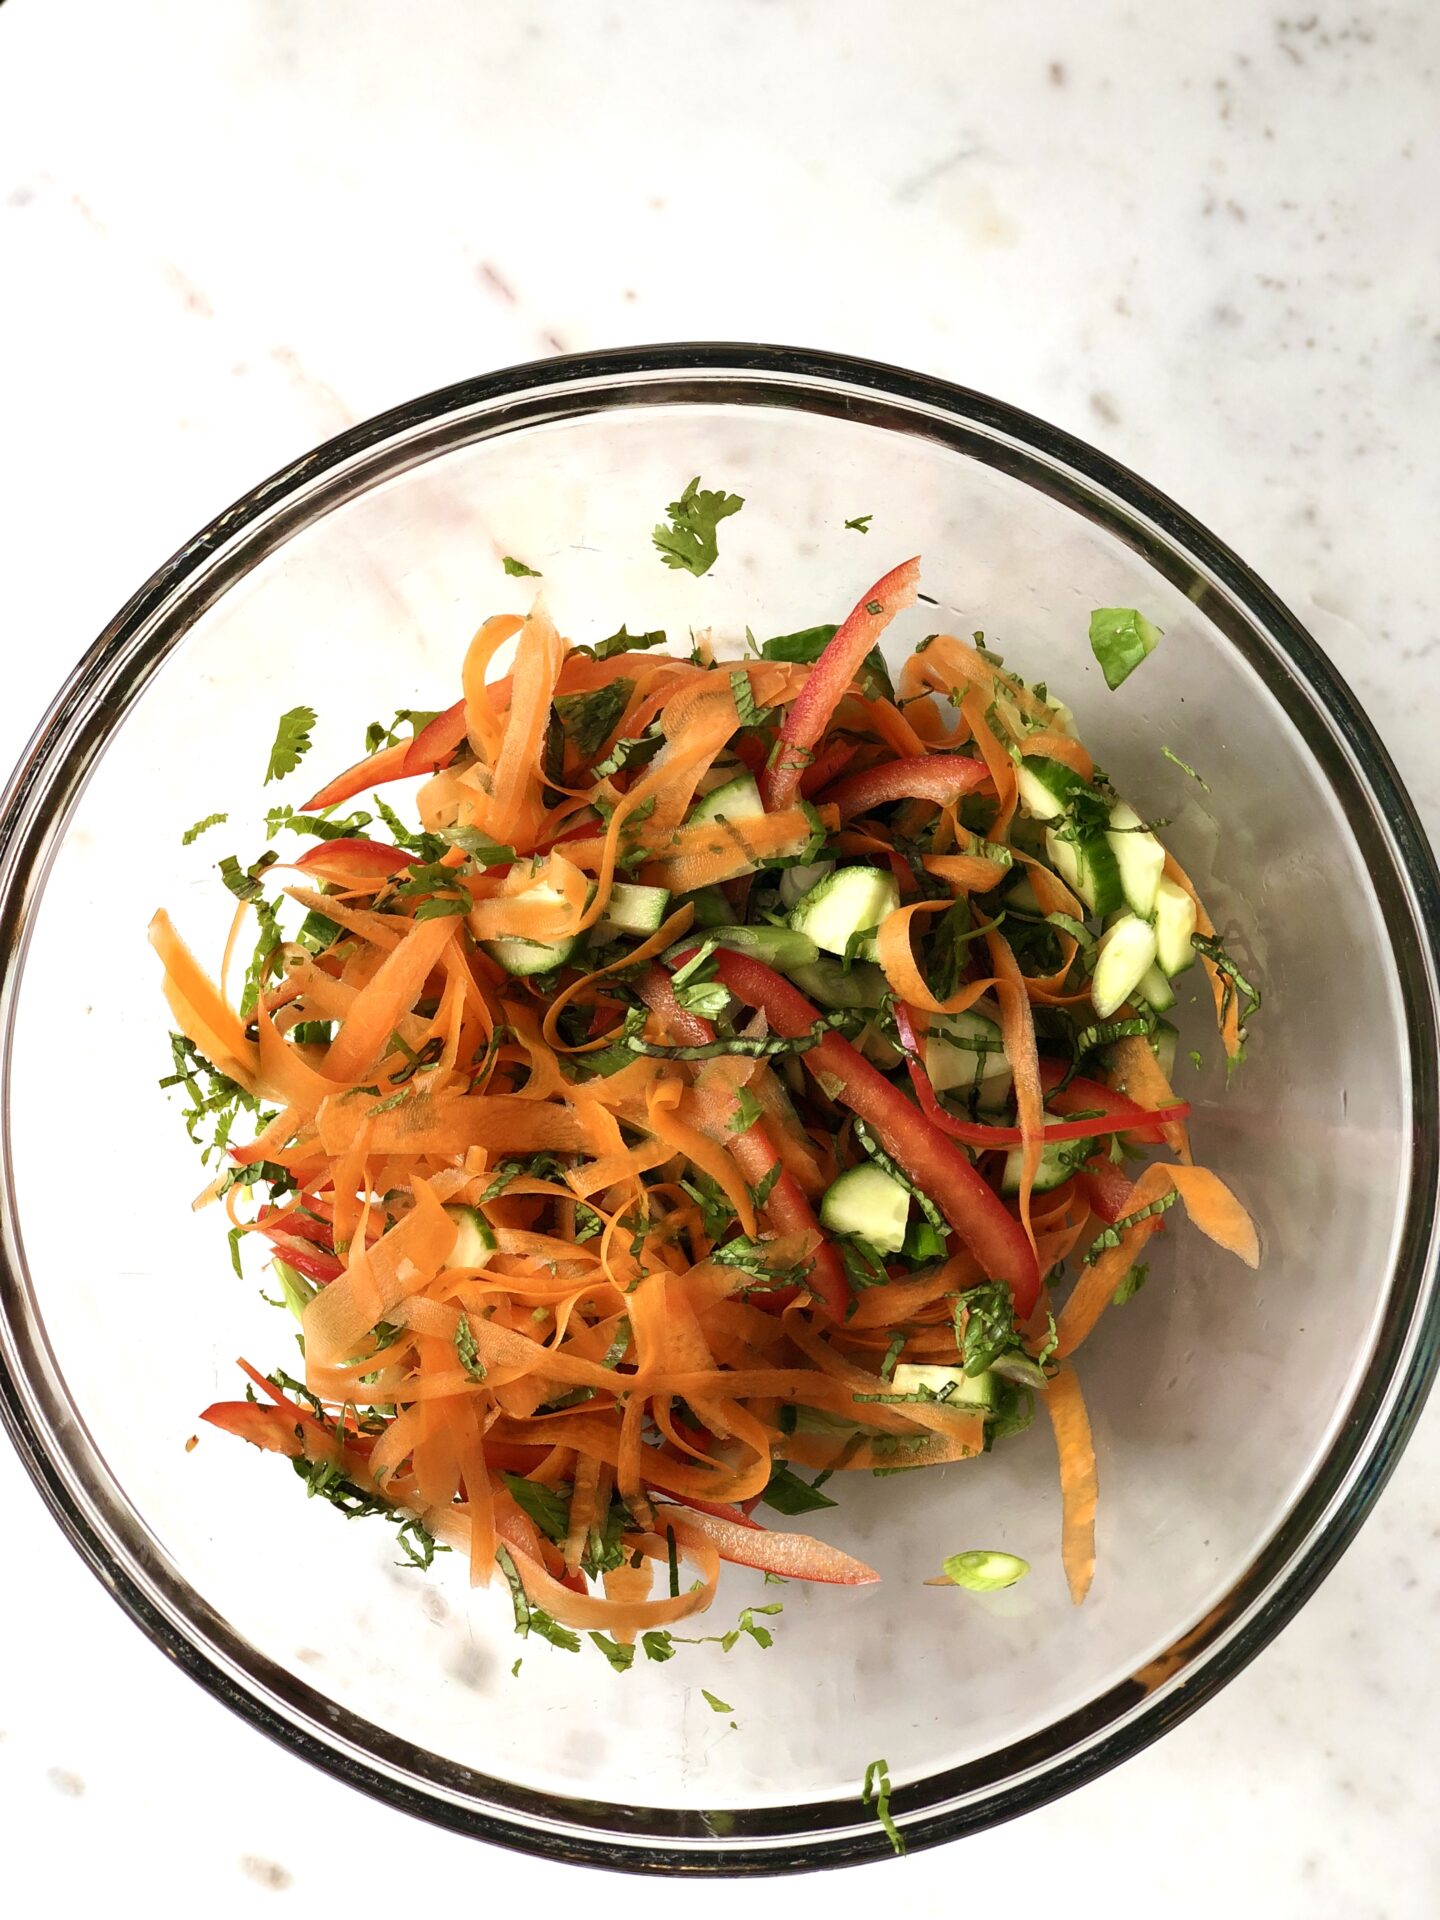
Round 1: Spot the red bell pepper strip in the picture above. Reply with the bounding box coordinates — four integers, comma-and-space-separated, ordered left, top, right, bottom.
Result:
263, 1238, 344, 1285
291, 837, 418, 888
645, 1485, 765, 1530
1079, 1159, 1136, 1224
708, 951, 1040, 1315
798, 737, 858, 799
402, 698, 468, 777
653, 1502, 878, 1585
762, 557, 921, 811
200, 1400, 307, 1456
637, 967, 850, 1317
893, 1005, 1189, 1149
255, 1204, 334, 1249
816, 753, 994, 819
303, 740, 412, 813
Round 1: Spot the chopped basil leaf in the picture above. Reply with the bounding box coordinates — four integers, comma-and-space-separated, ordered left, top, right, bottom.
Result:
454, 1312, 487, 1382
844, 513, 873, 533
181, 811, 227, 845
760, 1464, 838, 1516
1112, 1261, 1149, 1304
861, 1758, 905, 1857
501, 1474, 571, 1545
502, 555, 542, 577
1088, 607, 1163, 691
701, 1689, 733, 1713
591, 624, 668, 663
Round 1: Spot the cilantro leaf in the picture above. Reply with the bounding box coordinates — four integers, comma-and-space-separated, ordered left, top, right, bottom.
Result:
588, 1632, 636, 1671
554, 681, 632, 762
652, 476, 744, 577
502, 555, 542, 577
1088, 607, 1163, 691
641, 1630, 677, 1662
264, 705, 318, 785
182, 811, 227, 845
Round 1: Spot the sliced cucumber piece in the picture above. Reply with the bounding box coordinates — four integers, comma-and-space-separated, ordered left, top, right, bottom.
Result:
779, 859, 835, 910
595, 882, 670, 941
482, 882, 579, 975
891, 1363, 998, 1410
677, 924, 819, 970
1153, 876, 1198, 976
925, 1008, 1012, 1110
1137, 962, 1177, 1013
1015, 755, 1083, 821
1150, 1017, 1179, 1083
443, 1204, 497, 1271
1044, 823, 1123, 917
1000, 1138, 1075, 1195
1105, 801, 1165, 920
786, 957, 888, 1010
788, 865, 899, 960
1004, 873, 1045, 915
1091, 913, 1159, 1019
691, 772, 763, 825
819, 1162, 910, 1254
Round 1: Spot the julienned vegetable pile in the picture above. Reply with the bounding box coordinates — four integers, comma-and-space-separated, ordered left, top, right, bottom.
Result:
154, 547, 1260, 1667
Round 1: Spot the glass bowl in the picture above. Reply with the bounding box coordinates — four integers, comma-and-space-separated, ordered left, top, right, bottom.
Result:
1, 346, 1437, 1874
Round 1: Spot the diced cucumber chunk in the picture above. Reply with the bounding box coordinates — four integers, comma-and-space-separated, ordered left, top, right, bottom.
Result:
482, 882, 578, 975
691, 773, 763, 825
595, 882, 670, 941
1044, 823, 1123, 916
1015, 755, 1082, 821
788, 866, 899, 960
443, 1204, 497, 1271
1004, 873, 1045, 915
1091, 913, 1159, 1019
1000, 1138, 1075, 1194
891, 1363, 998, 1409
819, 1162, 910, 1254
1153, 876, 1198, 976
779, 859, 835, 910
1150, 1017, 1179, 1082
1137, 962, 1177, 1013
786, 958, 888, 1009
925, 1008, 1012, 1110
1105, 802, 1165, 920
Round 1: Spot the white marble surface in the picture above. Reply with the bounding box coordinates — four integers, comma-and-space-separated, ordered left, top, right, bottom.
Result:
1, 0, 1438, 1910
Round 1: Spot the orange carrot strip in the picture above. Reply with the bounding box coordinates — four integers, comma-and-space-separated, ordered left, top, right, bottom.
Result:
320, 913, 458, 1082
1045, 1364, 1099, 1605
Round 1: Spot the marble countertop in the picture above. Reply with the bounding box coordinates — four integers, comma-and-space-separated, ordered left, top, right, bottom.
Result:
1, 0, 1437, 1911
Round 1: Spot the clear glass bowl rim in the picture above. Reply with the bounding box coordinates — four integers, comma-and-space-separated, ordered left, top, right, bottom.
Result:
1, 342, 1437, 1874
